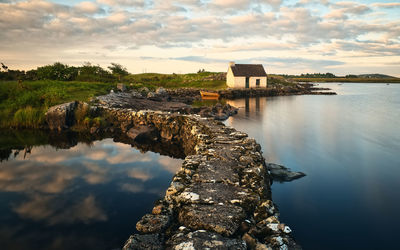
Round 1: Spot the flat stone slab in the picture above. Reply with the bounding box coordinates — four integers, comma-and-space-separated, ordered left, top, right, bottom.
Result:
136, 214, 171, 234
178, 204, 245, 236
166, 230, 247, 249
123, 233, 163, 250
192, 160, 240, 184
175, 182, 260, 209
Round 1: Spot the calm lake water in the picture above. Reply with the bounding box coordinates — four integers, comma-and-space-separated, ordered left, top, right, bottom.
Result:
225, 83, 400, 249
0, 134, 182, 250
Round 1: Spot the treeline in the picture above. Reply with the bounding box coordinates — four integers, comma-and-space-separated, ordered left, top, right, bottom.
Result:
0, 62, 129, 82
281, 73, 337, 78
280, 72, 396, 79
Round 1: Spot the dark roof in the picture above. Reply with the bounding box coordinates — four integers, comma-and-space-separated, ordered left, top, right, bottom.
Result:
230, 64, 267, 77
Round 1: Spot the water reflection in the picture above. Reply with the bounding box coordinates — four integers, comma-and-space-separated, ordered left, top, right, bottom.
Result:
0, 132, 183, 250
227, 96, 269, 121
225, 83, 400, 249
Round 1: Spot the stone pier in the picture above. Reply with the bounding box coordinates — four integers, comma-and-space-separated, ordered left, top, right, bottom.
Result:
95, 108, 301, 249
45, 98, 302, 249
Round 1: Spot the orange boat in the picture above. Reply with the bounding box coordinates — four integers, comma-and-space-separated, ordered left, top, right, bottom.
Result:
200, 91, 219, 99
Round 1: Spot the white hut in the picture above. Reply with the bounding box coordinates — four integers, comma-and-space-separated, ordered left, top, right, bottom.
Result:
226, 62, 267, 88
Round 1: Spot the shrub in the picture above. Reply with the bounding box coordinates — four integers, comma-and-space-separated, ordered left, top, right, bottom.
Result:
92, 117, 104, 127
75, 103, 90, 126
12, 106, 45, 128
83, 117, 91, 128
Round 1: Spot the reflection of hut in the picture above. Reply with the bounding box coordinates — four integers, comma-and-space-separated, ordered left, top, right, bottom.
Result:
226, 62, 267, 88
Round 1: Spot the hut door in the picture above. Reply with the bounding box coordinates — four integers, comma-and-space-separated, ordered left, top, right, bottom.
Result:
245, 77, 249, 88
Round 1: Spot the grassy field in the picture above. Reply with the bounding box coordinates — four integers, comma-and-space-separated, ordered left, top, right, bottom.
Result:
0, 80, 113, 128
268, 74, 297, 86
124, 72, 227, 90
290, 77, 400, 83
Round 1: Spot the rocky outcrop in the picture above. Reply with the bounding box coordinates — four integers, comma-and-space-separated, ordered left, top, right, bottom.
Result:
94, 92, 237, 121
45, 101, 77, 131
267, 163, 306, 182
195, 103, 238, 120
218, 86, 336, 99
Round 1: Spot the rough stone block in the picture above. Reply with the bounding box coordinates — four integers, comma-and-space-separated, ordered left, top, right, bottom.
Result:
136, 214, 171, 233
123, 233, 163, 250
166, 230, 247, 249
178, 204, 245, 236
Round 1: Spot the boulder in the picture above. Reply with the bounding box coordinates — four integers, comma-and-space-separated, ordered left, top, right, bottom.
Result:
138, 87, 150, 96
155, 87, 168, 96
126, 126, 159, 142
117, 83, 127, 92
131, 90, 143, 98
45, 101, 77, 131
123, 234, 163, 250
266, 163, 306, 182
147, 92, 156, 98
136, 214, 171, 233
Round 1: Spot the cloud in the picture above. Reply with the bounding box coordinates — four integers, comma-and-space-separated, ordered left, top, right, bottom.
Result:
14, 194, 108, 225
371, 2, 400, 9
120, 182, 144, 193
325, 1, 371, 20
0, 160, 79, 194
211, 0, 249, 8
158, 157, 182, 173
254, 57, 345, 67
97, 0, 146, 7
0, 0, 399, 76
172, 56, 227, 63
127, 169, 153, 181
75, 1, 104, 14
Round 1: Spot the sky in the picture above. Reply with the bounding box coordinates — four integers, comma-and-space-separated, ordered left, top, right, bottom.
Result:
0, 0, 399, 76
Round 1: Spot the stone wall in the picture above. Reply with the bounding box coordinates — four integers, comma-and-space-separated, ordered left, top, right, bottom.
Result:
95, 108, 301, 249
45, 102, 301, 249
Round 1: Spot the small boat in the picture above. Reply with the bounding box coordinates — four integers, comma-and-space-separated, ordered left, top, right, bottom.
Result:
200, 91, 219, 99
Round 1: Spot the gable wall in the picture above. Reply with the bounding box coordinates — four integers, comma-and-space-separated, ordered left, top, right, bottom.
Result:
226, 67, 236, 88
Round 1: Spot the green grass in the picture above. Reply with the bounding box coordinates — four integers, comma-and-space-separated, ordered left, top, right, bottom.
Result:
290, 77, 400, 83
0, 80, 113, 128
267, 75, 297, 87
124, 72, 227, 90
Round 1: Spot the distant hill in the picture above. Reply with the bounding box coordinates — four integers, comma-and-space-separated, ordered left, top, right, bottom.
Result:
281, 73, 398, 79
356, 74, 396, 79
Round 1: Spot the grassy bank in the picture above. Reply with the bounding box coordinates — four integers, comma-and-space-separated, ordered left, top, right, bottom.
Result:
290, 77, 400, 83
0, 80, 112, 128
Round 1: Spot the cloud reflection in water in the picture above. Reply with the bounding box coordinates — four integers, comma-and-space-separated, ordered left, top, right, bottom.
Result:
0, 138, 183, 250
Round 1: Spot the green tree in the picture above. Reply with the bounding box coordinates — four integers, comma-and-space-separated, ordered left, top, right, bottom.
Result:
76, 62, 114, 82
36, 62, 78, 81
108, 63, 129, 81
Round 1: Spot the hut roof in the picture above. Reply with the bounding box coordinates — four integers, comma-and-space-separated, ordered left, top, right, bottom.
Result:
230, 64, 267, 77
